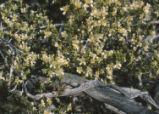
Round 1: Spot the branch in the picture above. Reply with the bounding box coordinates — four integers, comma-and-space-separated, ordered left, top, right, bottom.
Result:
8, 63, 13, 86
149, 20, 159, 25
35, 22, 64, 30
23, 73, 159, 114
9, 84, 18, 93
0, 49, 8, 65
24, 81, 58, 100
0, 38, 26, 55
144, 34, 159, 42
104, 103, 126, 114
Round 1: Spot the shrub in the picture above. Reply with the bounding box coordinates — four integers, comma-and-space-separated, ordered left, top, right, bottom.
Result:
0, 0, 159, 113
59, 0, 159, 86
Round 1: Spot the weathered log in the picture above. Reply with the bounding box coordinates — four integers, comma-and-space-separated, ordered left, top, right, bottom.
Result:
63, 73, 158, 114
24, 73, 159, 114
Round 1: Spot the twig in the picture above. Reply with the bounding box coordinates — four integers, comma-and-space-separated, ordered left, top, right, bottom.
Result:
8, 63, 13, 86
0, 49, 5, 60
35, 23, 64, 30
142, 94, 159, 109
9, 84, 18, 92
0, 38, 27, 55
24, 81, 58, 100
54, 23, 64, 27
104, 103, 126, 114
138, 76, 143, 87
149, 20, 159, 25
58, 21, 64, 38
144, 34, 159, 42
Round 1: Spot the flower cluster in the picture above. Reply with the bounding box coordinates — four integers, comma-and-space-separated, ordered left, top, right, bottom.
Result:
59, 0, 159, 84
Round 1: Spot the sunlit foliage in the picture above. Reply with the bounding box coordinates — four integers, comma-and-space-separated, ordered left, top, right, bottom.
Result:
0, 0, 159, 113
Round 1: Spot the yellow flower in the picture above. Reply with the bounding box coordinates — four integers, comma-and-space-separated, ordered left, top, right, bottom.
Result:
30, 10, 35, 15
0, 3, 4, 8
12, 14, 18, 21
127, 16, 133, 21
57, 57, 68, 65
47, 98, 52, 105
138, 42, 142, 47
89, 52, 96, 58
108, 0, 113, 5
139, 35, 144, 41
48, 71, 53, 77
116, 0, 121, 6
21, 8, 27, 13
144, 45, 148, 51
130, 1, 141, 10
121, 6, 128, 13
140, 1, 144, 7
83, 3, 88, 10
72, 40, 80, 50
86, 0, 93, 5
60, 5, 69, 15
68, 15, 74, 24
133, 47, 137, 51
108, 50, 114, 56
102, 52, 108, 59
107, 69, 113, 76
61, 31, 68, 38
67, 103, 72, 111
96, 57, 102, 63
78, 57, 86, 65
114, 62, 121, 69
56, 68, 64, 75
98, 70, 104, 75
95, 71, 99, 79
91, 8, 100, 17
42, 69, 47, 74
86, 67, 92, 75
155, 11, 159, 17
44, 111, 50, 114
118, 28, 127, 36
90, 58, 95, 64
60, 5, 69, 12
44, 31, 52, 38
51, 61, 56, 68
73, 0, 81, 8
157, 69, 159, 75
77, 67, 83, 74
107, 75, 113, 80
143, 3, 151, 14
152, 61, 158, 66
112, 9, 117, 16
40, 100, 45, 107
95, 34, 103, 40
32, 107, 37, 111
98, 19, 106, 26
42, 54, 49, 63
86, 18, 92, 25
21, 33, 28, 40
54, 42, 61, 49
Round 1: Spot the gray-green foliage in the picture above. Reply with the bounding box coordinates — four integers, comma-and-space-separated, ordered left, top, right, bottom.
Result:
0, 0, 159, 113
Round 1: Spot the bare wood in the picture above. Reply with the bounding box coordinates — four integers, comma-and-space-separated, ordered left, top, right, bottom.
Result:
24, 73, 159, 114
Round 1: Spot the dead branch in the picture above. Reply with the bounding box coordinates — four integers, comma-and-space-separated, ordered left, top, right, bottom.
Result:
23, 73, 159, 114
149, 21, 159, 25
